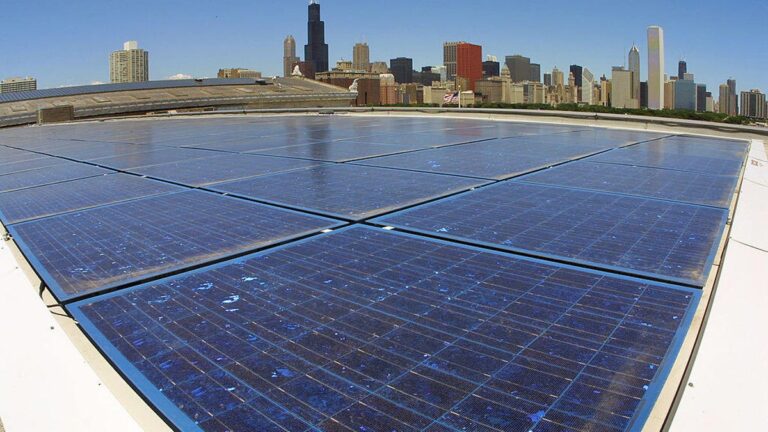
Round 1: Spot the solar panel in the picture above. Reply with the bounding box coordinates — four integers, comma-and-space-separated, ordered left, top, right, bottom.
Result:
0, 156, 69, 176
0, 147, 49, 164
68, 226, 699, 432
171, 134, 323, 153
89, 148, 215, 170
211, 164, 490, 220
9, 190, 342, 301
131, 154, 322, 187
37, 141, 155, 160
348, 130, 497, 148
590, 147, 745, 177
0, 163, 112, 193
375, 182, 727, 286
635, 137, 748, 161
520, 161, 739, 208
354, 138, 604, 180
501, 129, 663, 151
253, 140, 426, 162
0, 173, 181, 224
0, 78, 261, 104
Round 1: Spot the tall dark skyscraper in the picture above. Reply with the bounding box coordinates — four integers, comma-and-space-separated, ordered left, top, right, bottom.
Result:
389, 57, 413, 84
304, 1, 329, 74
569, 65, 583, 87
677, 60, 687, 80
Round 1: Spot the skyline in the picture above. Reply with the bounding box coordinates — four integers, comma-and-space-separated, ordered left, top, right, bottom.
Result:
1, 0, 767, 92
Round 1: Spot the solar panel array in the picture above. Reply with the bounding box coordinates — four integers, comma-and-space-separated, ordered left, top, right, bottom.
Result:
0, 115, 747, 431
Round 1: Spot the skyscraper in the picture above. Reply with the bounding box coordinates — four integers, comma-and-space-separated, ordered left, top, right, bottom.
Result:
719, 84, 731, 115
677, 60, 687, 80
305, 1, 329, 75
581, 68, 594, 104
529, 63, 541, 82
543, 73, 552, 87
482, 60, 500, 78
109, 41, 148, 83
443, 42, 460, 81
628, 45, 641, 103
353, 43, 370, 72
727, 78, 738, 115
647, 26, 665, 110
389, 57, 413, 84
456, 43, 482, 91
283, 35, 299, 77
352, 42, 371, 71
552, 67, 564, 87
740, 89, 766, 119
611, 67, 636, 109
674, 79, 697, 111
569, 65, 583, 87
505, 55, 530, 83
696, 84, 707, 113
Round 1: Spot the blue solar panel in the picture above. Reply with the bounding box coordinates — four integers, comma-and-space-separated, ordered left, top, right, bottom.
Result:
0, 173, 181, 224
0, 163, 112, 193
348, 129, 497, 148
9, 190, 342, 301
211, 164, 490, 220
636, 137, 748, 161
173, 134, 323, 153
354, 138, 605, 180
253, 140, 426, 162
375, 182, 727, 286
38, 141, 155, 160
0, 156, 69, 176
68, 226, 700, 432
89, 148, 215, 169
0, 147, 48, 164
131, 154, 322, 187
520, 161, 740, 208
590, 147, 745, 177
0, 78, 261, 103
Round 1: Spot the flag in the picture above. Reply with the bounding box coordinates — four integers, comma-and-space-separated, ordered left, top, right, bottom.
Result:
443, 92, 459, 104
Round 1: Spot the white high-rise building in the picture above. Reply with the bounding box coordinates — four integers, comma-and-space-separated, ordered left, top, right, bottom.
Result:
109, 41, 149, 83
611, 67, 639, 109
628, 44, 641, 102
647, 26, 665, 109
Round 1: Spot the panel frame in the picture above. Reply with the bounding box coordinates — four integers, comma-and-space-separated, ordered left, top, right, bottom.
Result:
372, 182, 728, 287
66, 225, 702, 432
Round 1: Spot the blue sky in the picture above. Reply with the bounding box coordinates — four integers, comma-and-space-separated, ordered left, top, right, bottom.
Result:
2, 0, 766, 93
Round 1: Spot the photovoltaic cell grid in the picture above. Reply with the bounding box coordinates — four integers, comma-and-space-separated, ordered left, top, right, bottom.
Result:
0, 156, 70, 176
0, 117, 746, 432
0, 173, 182, 224
591, 147, 745, 177
211, 164, 490, 221
130, 154, 322, 187
375, 182, 727, 286
0, 163, 112, 193
354, 137, 609, 180
520, 161, 740, 208
9, 190, 342, 301
68, 227, 700, 432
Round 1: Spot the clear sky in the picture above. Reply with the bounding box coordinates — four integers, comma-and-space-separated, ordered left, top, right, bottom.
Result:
2, 0, 766, 93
